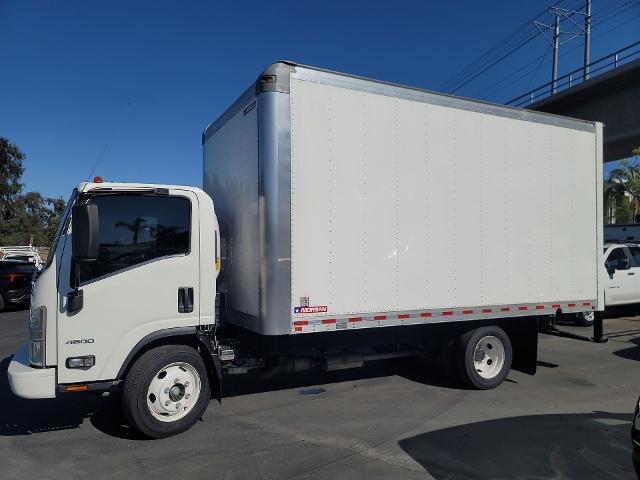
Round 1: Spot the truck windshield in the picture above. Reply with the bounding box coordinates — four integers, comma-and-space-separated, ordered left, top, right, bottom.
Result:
39, 189, 77, 275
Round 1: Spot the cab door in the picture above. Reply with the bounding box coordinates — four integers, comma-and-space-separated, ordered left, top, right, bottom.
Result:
625, 245, 640, 302
604, 246, 635, 305
57, 189, 200, 384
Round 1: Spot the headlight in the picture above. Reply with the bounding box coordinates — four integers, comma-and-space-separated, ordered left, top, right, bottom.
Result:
28, 306, 46, 366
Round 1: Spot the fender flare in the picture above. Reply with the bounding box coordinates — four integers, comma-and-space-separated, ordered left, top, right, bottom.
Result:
116, 327, 223, 399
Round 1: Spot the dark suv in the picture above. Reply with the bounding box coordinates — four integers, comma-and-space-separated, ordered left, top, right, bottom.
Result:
0, 260, 35, 311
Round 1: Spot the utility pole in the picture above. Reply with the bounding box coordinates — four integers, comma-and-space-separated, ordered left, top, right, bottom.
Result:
531, 3, 591, 96
552, 15, 560, 94
583, 0, 592, 80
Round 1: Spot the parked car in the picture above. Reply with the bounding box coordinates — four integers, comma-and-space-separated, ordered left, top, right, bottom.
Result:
0, 260, 35, 311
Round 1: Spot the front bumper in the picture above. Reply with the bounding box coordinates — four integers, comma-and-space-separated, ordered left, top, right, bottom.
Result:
8, 343, 56, 399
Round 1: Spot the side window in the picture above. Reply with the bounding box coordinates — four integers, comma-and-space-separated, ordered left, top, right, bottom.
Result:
629, 246, 640, 267
605, 247, 629, 270
79, 194, 191, 284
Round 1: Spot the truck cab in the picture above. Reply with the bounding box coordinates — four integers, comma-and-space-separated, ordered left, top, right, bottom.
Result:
8, 181, 221, 437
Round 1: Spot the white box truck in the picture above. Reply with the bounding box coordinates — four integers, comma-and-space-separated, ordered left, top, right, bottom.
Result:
8, 62, 603, 438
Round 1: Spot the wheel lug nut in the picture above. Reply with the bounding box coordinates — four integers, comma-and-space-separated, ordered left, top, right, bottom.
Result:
176, 403, 181, 409
175, 378, 180, 384
164, 387, 169, 394
185, 393, 190, 399
184, 381, 190, 387
165, 400, 170, 406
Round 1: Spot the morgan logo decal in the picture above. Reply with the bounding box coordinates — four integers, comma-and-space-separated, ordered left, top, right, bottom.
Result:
294, 306, 328, 314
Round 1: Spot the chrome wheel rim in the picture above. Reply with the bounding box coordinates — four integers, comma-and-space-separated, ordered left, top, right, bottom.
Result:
473, 335, 505, 379
146, 362, 201, 422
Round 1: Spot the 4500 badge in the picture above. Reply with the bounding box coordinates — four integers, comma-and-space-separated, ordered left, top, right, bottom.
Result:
65, 338, 95, 344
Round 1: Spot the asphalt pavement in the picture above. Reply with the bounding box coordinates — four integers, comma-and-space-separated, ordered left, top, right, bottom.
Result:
0, 307, 639, 479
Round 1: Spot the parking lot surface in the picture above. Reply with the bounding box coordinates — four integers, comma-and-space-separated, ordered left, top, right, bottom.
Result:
0, 308, 639, 480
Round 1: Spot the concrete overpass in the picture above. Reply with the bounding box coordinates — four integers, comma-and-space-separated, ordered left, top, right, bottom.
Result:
508, 42, 640, 162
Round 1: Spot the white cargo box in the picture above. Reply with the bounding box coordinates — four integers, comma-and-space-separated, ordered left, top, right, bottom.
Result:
203, 62, 603, 336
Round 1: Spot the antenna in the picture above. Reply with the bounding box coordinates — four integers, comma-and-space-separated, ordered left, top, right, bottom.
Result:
85, 101, 133, 181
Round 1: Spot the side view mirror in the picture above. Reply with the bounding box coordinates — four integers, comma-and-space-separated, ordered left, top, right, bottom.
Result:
69, 203, 99, 314
72, 203, 99, 261
616, 257, 631, 271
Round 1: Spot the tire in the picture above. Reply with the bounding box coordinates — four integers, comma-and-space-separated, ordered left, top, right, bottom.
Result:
0, 293, 5, 312
122, 345, 210, 439
455, 326, 512, 390
575, 311, 595, 327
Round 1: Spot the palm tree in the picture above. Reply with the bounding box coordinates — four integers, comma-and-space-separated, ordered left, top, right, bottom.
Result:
606, 157, 640, 223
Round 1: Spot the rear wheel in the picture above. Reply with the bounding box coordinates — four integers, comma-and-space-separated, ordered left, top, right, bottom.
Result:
122, 345, 210, 438
456, 326, 512, 389
0, 294, 5, 312
575, 311, 595, 327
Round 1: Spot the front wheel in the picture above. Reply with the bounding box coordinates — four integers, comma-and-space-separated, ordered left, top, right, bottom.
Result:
122, 345, 210, 438
456, 326, 512, 389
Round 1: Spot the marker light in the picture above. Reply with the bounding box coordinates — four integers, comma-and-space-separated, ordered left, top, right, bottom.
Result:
93, 176, 103, 183
64, 385, 88, 392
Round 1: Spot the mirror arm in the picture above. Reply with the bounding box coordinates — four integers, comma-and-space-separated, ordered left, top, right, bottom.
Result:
68, 258, 84, 315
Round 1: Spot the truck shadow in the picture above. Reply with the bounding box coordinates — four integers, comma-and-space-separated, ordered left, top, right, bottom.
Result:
222, 357, 468, 398
398, 411, 635, 479
0, 356, 142, 439
0, 354, 467, 439
614, 337, 640, 362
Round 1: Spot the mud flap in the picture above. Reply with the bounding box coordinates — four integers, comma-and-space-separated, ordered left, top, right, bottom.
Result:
503, 316, 538, 375
196, 332, 223, 404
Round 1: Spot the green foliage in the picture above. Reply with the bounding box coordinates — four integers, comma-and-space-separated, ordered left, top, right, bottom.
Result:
0, 137, 65, 247
605, 148, 640, 224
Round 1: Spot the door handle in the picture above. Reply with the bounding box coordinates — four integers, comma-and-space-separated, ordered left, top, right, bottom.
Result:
629, 272, 635, 275
178, 287, 194, 313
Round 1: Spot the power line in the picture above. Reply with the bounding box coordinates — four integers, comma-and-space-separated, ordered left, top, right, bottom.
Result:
440, 0, 578, 93
442, 0, 636, 96
468, 0, 638, 99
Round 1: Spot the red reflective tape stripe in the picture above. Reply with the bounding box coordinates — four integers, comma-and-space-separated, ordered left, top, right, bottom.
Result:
322, 319, 336, 324
463, 310, 473, 314
568, 303, 576, 307
501, 307, 511, 312
442, 311, 453, 316
518, 306, 528, 311
482, 308, 492, 313
582, 302, 591, 307
294, 326, 303, 332
398, 314, 410, 319
348, 317, 362, 322
552, 304, 561, 308
374, 315, 387, 320
293, 320, 308, 326
535, 305, 545, 310
420, 312, 432, 317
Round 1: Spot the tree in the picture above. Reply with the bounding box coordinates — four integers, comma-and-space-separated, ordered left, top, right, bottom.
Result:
0, 137, 25, 222
0, 137, 64, 246
605, 152, 640, 224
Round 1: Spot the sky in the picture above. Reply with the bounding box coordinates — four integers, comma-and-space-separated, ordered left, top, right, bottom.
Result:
1, 0, 638, 200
